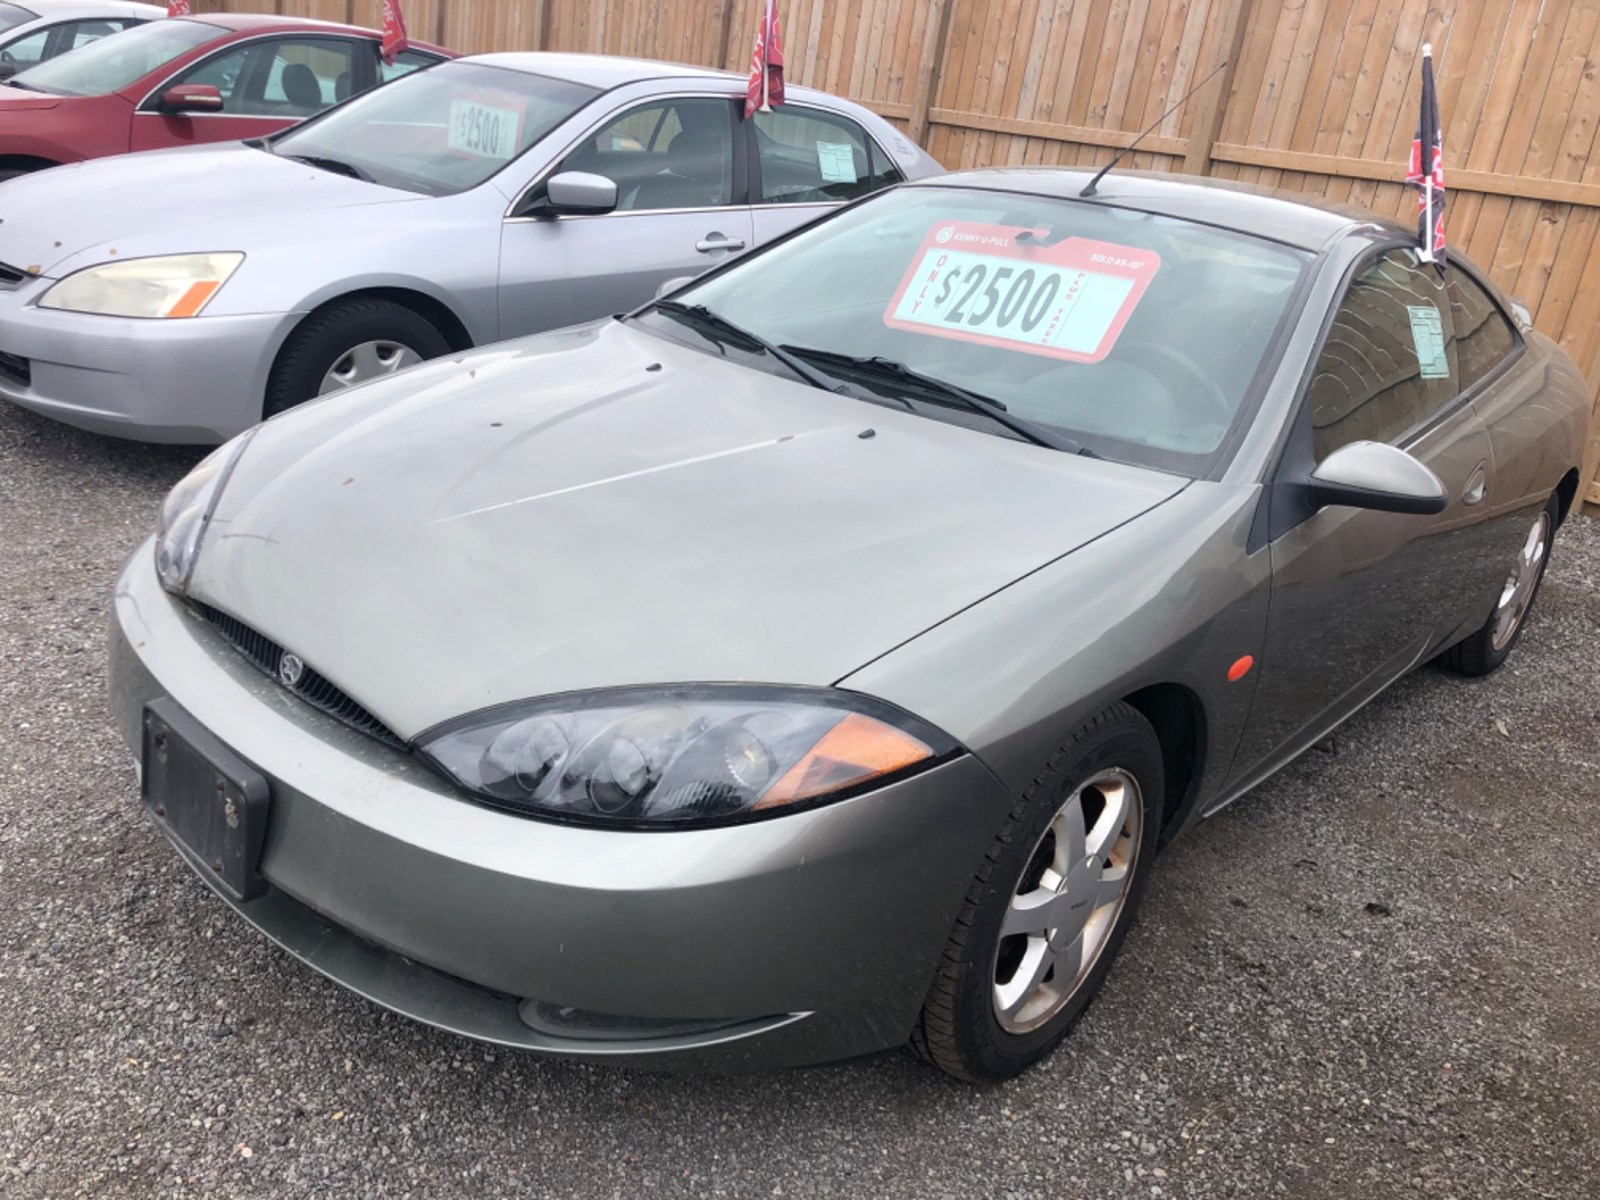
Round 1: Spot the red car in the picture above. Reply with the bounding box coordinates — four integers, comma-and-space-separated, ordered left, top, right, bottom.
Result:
0, 12, 451, 181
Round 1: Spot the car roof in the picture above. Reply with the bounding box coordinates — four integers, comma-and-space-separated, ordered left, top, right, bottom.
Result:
12, 0, 164, 15
464, 51, 742, 89
913, 167, 1404, 252
178, 12, 452, 55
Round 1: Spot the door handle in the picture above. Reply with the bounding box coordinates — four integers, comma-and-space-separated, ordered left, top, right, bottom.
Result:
695, 236, 746, 253
1462, 461, 1488, 506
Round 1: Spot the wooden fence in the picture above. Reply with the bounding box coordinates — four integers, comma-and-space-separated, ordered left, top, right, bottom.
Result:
209, 0, 1600, 511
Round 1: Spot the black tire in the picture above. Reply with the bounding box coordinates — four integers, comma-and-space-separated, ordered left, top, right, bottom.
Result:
1443, 493, 1559, 677
912, 702, 1163, 1082
264, 298, 451, 419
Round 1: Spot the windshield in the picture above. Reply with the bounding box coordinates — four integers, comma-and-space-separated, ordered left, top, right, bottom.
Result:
0, 3, 36, 37
269, 61, 600, 196
12, 17, 216, 95
665, 185, 1311, 474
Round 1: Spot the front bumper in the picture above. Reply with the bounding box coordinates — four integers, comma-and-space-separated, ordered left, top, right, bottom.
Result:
0, 280, 290, 443
109, 542, 1014, 1069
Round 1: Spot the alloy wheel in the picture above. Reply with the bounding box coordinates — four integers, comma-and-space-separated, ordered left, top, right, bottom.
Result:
992, 767, 1142, 1033
1490, 510, 1552, 652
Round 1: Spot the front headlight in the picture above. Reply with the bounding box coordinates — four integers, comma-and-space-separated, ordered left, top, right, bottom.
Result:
154, 430, 254, 595
40, 252, 244, 319
418, 686, 958, 828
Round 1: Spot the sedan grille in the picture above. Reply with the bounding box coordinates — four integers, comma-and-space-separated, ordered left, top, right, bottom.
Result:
194, 603, 408, 751
0, 350, 28, 387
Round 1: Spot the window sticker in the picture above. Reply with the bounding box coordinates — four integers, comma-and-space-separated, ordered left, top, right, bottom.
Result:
1407, 304, 1450, 379
816, 141, 858, 184
884, 221, 1161, 362
448, 96, 523, 160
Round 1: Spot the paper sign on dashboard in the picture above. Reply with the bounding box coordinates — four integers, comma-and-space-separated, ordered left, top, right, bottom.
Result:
883, 222, 1160, 362
448, 98, 523, 160
817, 141, 858, 183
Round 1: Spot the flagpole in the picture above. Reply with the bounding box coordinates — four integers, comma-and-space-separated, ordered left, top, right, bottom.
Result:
759, 0, 772, 113
1427, 45, 1440, 267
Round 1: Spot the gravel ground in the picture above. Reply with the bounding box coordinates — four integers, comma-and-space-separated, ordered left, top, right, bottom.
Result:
1, 399, 1597, 1200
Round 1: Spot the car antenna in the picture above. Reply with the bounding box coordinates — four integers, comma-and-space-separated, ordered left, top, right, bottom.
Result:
1079, 60, 1231, 198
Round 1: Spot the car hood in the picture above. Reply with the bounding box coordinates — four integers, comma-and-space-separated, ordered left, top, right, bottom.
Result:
190, 320, 1186, 740
0, 143, 419, 277
0, 84, 63, 112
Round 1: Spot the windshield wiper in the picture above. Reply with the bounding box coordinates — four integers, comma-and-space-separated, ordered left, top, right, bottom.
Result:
778, 346, 1090, 455
282, 154, 374, 183
652, 301, 846, 395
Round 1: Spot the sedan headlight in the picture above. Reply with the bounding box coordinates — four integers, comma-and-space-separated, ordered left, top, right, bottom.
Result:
40, 252, 244, 319
418, 686, 958, 828
154, 430, 254, 595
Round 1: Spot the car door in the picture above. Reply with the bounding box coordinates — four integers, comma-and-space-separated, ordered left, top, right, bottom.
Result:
130, 35, 365, 152
497, 94, 754, 337
1226, 245, 1494, 782
748, 103, 908, 244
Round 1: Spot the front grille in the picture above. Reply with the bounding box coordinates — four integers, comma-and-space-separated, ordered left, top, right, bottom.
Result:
194, 603, 408, 751
0, 350, 28, 387
0, 261, 30, 286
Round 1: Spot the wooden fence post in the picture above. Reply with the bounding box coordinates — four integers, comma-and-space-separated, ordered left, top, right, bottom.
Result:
1181, 0, 1256, 176
433, 0, 447, 47
907, 0, 959, 149
716, 0, 739, 72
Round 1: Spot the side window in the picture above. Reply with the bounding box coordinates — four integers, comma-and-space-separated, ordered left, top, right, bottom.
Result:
0, 27, 50, 67
753, 107, 881, 203
1306, 248, 1458, 462
65, 19, 132, 50
378, 48, 436, 85
560, 98, 735, 212
1446, 269, 1517, 392
256, 39, 357, 116
870, 138, 905, 187
170, 44, 252, 108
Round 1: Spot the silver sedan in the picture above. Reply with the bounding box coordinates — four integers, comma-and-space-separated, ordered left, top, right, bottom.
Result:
0, 52, 939, 441
110, 170, 1589, 1080
0, 0, 161, 79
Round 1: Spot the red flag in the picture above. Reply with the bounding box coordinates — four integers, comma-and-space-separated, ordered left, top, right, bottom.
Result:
1405, 42, 1446, 265
167, 0, 190, 15
379, 0, 410, 66
744, 0, 784, 119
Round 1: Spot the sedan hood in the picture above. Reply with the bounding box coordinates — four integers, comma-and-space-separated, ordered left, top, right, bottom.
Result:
0, 144, 417, 277
0, 85, 63, 111
192, 320, 1185, 739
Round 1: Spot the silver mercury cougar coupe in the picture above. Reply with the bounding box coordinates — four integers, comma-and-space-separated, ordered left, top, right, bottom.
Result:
110, 169, 1590, 1080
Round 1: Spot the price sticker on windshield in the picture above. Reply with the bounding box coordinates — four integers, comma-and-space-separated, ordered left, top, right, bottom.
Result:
448, 96, 524, 161
884, 222, 1160, 362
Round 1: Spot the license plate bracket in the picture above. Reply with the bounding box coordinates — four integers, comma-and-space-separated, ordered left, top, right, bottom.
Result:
141, 698, 270, 902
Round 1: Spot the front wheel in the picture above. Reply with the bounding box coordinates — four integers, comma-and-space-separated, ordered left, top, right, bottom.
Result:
912, 702, 1163, 1081
1443, 493, 1559, 677
264, 298, 451, 419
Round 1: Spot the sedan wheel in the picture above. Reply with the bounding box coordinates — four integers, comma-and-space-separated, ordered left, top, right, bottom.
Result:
1444, 493, 1560, 677
993, 768, 1140, 1033
319, 340, 424, 395
913, 702, 1163, 1081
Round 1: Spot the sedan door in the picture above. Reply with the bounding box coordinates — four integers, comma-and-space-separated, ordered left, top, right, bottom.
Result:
496, 94, 754, 337
130, 35, 366, 152
1225, 246, 1494, 786
747, 103, 910, 245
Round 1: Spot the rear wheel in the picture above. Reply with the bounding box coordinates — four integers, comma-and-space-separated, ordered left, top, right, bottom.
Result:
264, 298, 450, 419
1443, 493, 1558, 677
912, 702, 1163, 1081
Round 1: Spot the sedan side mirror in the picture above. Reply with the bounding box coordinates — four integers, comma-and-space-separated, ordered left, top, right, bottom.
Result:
0, 63, 18, 83
1307, 441, 1447, 516
158, 84, 224, 115
655, 275, 696, 300
544, 171, 618, 216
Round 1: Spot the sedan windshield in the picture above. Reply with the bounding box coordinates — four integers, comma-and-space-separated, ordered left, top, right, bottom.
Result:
0, 3, 36, 37
664, 186, 1312, 474
11, 17, 216, 95
268, 61, 600, 196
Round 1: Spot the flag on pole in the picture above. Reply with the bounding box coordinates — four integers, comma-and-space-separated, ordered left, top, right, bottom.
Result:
379, 0, 410, 66
167, 0, 190, 15
1407, 42, 1446, 266
744, 0, 784, 118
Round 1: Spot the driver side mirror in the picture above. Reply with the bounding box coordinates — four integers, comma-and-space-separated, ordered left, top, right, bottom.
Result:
0, 63, 19, 83
1307, 441, 1447, 516
542, 171, 618, 216
158, 83, 224, 115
